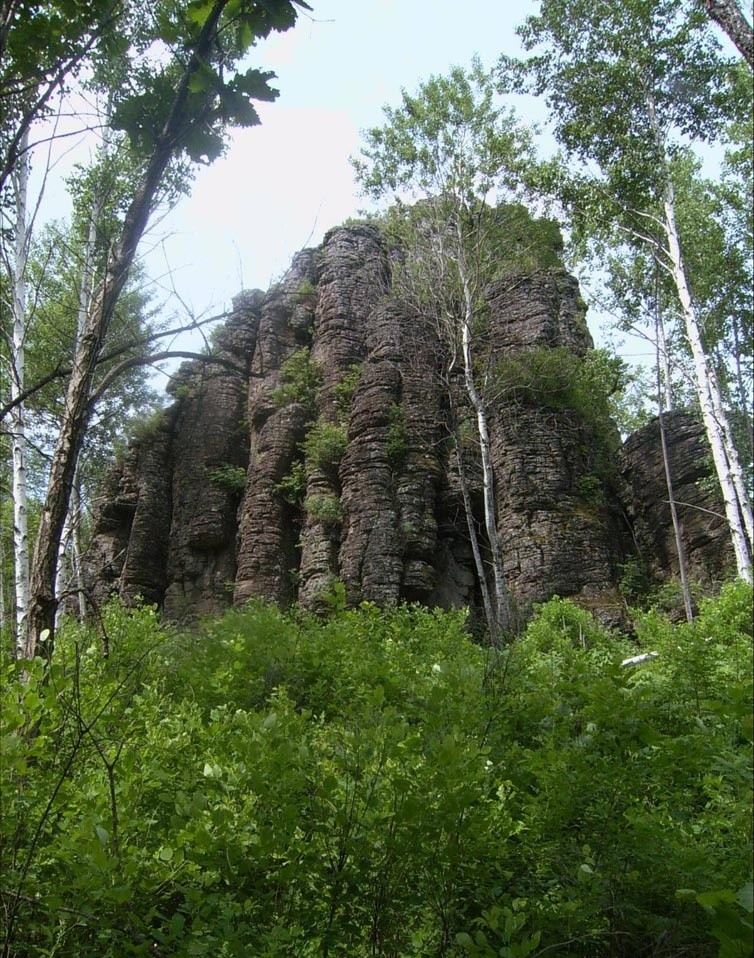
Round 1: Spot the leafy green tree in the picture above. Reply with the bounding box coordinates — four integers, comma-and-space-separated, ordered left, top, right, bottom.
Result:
2, 0, 311, 660
353, 60, 538, 642
2, 132, 31, 653
0, 0, 125, 192
516, 0, 753, 582
2, 590, 751, 955
3, 87, 159, 651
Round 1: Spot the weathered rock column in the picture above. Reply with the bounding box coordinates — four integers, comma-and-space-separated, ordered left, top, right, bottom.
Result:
234, 254, 318, 606
619, 410, 734, 586
163, 294, 261, 618
297, 225, 391, 607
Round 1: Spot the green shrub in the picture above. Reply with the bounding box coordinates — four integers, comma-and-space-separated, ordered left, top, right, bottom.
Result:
495, 346, 625, 480
129, 406, 167, 444
302, 418, 347, 475
275, 459, 307, 506
494, 346, 621, 418
208, 462, 247, 493
2, 586, 750, 958
575, 472, 605, 506
271, 347, 321, 411
332, 363, 363, 418
294, 276, 318, 304
303, 492, 343, 525
618, 555, 652, 603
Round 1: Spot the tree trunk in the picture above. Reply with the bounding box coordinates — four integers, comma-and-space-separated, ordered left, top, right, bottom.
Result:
704, 0, 754, 68
644, 91, 752, 582
24, 0, 231, 658
656, 312, 694, 622
448, 399, 498, 643
661, 178, 752, 581
731, 317, 754, 457
655, 299, 674, 413
55, 193, 101, 623
9, 128, 30, 657
456, 231, 510, 640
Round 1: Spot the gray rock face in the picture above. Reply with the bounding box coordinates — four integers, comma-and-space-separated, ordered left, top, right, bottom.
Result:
83, 224, 732, 627
618, 411, 734, 587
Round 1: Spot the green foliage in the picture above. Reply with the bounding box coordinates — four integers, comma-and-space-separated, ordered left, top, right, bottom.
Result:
495, 346, 625, 479
618, 555, 653, 603
353, 58, 534, 204
110, 2, 306, 165
332, 364, 363, 418
294, 277, 318, 304
271, 347, 322, 412
2, 588, 751, 956
574, 473, 605, 506
275, 459, 307, 506
514, 0, 752, 492
208, 463, 247, 494
303, 492, 343, 526
128, 405, 167, 444
479, 202, 564, 276
302, 418, 348, 477
13, 216, 160, 500
516, 0, 735, 202
495, 347, 624, 417
606, 362, 655, 439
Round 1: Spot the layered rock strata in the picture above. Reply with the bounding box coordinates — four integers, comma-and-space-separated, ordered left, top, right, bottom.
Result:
84, 223, 732, 625
619, 411, 734, 587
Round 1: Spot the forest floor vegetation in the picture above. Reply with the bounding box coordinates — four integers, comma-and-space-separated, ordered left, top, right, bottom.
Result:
1, 585, 752, 957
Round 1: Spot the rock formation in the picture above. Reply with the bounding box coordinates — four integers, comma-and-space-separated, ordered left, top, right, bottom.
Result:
619, 410, 734, 588
83, 222, 733, 626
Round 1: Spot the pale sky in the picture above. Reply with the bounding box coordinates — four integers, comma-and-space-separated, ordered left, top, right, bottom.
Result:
30, 0, 655, 365
145, 1, 544, 320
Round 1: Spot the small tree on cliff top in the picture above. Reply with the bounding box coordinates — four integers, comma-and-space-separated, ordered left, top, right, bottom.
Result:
353, 60, 538, 644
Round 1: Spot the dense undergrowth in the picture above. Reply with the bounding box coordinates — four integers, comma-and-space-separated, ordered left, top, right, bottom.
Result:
1, 584, 752, 957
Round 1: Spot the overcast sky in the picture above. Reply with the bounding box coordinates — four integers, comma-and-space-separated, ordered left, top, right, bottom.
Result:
144, 1, 544, 320
33, 0, 657, 366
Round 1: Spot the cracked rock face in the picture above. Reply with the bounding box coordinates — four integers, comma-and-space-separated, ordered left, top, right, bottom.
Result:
84, 224, 731, 628
618, 411, 734, 587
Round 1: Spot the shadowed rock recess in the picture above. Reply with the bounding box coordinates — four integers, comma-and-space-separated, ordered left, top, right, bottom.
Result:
84, 224, 733, 626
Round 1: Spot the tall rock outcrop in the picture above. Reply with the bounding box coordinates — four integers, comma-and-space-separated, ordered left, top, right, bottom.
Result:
83, 222, 733, 626
619, 411, 734, 588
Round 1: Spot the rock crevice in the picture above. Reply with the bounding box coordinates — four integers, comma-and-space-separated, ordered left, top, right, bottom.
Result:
84, 224, 733, 624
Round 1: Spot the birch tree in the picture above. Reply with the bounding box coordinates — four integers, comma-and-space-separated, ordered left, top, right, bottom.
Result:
702, 0, 754, 67
5, 129, 31, 654
517, 0, 753, 581
353, 62, 537, 643
1, 0, 311, 660
0, 0, 122, 192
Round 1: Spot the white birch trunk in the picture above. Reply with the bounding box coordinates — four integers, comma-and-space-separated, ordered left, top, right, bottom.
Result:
456, 226, 509, 639
706, 361, 754, 546
656, 312, 694, 622
661, 181, 752, 581
9, 129, 30, 656
454, 436, 498, 639
655, 303, 674, 413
